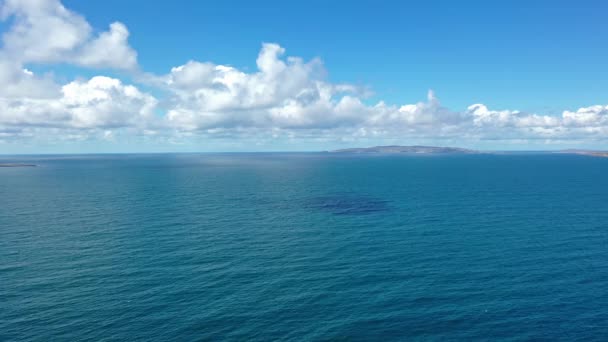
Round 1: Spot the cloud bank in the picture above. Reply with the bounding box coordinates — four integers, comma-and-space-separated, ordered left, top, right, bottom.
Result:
1, 0, 607, 151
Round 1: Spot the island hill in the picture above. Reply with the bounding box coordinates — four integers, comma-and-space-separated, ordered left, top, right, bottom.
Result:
329, 145, 477, 154
329, 146, 608, 158
556, 150, 608, 158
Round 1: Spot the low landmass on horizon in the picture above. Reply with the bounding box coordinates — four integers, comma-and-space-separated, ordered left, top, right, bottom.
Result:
328, 146, 608, 158
556, 150, 608, 158
330, 145, 477, 154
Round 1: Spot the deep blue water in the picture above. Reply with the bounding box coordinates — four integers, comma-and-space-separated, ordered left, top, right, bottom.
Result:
1, 153, 608, 341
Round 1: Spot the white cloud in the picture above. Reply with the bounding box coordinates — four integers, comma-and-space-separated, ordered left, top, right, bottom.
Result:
60, 76, 157, 128
0, 59, 60, 98
0, 0, 137, 69
563, 105, 608, 127
165, 43, 334, 118
77, 22, 137, 70
162, 47, 474, 136
0, 0, 148, 143
0, 76, 157, 129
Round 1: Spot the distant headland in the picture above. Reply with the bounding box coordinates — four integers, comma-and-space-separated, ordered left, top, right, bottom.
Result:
556, 150, 608, 158
328, 146, 608, 158
329, 145, 477, 154
0, 163, 37, 167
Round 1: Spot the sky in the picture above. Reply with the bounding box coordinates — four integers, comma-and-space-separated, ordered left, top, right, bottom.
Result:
0, 0, 607, 153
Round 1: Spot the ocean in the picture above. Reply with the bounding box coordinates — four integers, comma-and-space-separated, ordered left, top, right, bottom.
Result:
1, 153, 608, 340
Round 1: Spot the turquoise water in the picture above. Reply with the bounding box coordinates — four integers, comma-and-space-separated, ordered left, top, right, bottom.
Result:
2, 153, 608, 341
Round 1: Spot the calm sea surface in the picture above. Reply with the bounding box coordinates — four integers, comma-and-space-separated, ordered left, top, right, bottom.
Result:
1, 153, 608, 341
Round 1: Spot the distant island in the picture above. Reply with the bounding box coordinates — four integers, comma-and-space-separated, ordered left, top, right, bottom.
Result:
330, 145, 477, 154
0, 163, 37, 167
329, 146, 608, 158
556, 150, 608, 158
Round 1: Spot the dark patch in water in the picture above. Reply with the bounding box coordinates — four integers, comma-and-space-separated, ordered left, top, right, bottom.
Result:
307, 194, 391, 215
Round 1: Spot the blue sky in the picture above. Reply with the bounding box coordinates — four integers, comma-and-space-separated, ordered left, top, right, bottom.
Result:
1, 0, 608, 153
63, 0, 608, 112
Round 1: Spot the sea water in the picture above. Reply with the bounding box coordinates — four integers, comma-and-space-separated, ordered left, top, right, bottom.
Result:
1, 153, 607, 340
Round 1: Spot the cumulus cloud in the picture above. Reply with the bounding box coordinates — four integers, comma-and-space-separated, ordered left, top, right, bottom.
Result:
164, 43, 353, 130
0, 0, 137, 69
464, 103, 608, 140
163, 44, 463, 132
1, 0, 608, 150
0, 76, 157, 129
0, 60, 60, 98
0, 0, 151, 143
